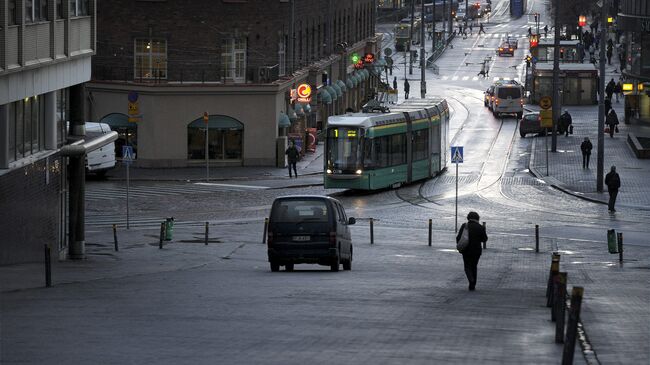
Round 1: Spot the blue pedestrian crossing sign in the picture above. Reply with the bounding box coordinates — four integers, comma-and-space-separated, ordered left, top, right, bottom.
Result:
451, 146, 464, 163
122, 146, 134, 165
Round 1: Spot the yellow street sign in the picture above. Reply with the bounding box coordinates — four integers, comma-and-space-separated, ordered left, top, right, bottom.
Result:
540, 110, 553, 128
539, 96, 552, 110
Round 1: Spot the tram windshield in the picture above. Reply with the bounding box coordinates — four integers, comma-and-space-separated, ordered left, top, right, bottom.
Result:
326, 127, 363, 172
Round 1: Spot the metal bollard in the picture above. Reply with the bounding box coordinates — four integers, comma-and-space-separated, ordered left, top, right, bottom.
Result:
562, 287, 584, 365
482, 222, 486, 249
428, 219, 432, 247
159, 222, 165, 249
113, 224, 119, 252
44, 244, 52, 287
617, 232, 623, 264
370, 218, 374, 245
546, 253, 561, 307
205, 222, 209, 246
262, 218, 268, 244
555, 272, 568, 343
535, 224, 539, 253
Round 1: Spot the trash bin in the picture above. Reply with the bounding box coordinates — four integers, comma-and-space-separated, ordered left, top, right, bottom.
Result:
607, 229, 618, 254
165, 217, 174, 241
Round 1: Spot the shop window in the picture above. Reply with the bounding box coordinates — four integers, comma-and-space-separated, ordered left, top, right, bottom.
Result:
7, 96, 46, 162
134, 38, 167, 79
221, 38, 247, 82
187, 115, 243, 160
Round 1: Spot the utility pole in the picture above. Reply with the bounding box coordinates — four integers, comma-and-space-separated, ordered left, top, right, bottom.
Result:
551, 0, 561, 152
421, 0, 426, 98
409, 0, 415, 75
432, 0, 437, 51
288, 0, 294, 74
443, 0, 447, 43
448, 0, 453, 39
597, 0, 607, 192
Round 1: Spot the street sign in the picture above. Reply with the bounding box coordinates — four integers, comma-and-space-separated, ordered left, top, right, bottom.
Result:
539, 96, 552, 110
451, 146, 464, 163
203, 112, 209, 124
122, 145, 134, 165
384, 48, 393, 57
540, 110, 553, 128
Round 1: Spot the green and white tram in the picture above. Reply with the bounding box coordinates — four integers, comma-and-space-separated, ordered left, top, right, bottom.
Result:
324, 98, 449, 190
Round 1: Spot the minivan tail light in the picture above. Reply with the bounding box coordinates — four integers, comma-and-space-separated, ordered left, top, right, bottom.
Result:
329, 232, 337, 246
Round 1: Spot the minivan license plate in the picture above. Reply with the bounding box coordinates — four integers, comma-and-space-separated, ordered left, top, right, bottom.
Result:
293, 235, 310, 242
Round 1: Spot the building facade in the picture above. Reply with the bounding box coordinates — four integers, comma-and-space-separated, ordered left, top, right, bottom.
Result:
89, 0, 380, 168
0, 0, 96, 264
618, 0, 650, 123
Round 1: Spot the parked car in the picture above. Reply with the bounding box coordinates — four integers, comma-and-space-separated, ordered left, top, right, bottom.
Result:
84, 122, 117, 177
519, 112, 545, 137
266, 195, 355, 272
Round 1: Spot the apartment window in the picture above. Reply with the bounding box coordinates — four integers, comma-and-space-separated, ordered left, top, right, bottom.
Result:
278, 37, 286, 76
56, 89, 69, 147
57, 0, 64, 18
221, 38, 247, 82
26, 0, 49, 22
134, 38, 168, 79
7, 97, 46, 162
8, 0, 17, 25
70, 0, 89, 16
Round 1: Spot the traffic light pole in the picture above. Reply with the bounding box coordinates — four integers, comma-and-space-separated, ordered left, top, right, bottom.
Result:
421, 0, 426, 98
409, 0, 415, 75
597, 1, 607, 192
551, 0, 561, 152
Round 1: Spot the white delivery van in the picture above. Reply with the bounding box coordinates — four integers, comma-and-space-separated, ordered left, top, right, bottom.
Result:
489, 80, 524, 118
85, 122, 116, 176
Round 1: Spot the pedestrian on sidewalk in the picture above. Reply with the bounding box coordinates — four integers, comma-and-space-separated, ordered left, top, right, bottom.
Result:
479, 23, 485, 35
606, 45, 613, 65
393, 77, 397, 91
604, 97, 612, 116
560, 110, 573, 136
606, 78, 616, 100
614, 80, 623, 103
528, 27, 532, 37
456, 211, 488, 291
285, 140, 299, 178
544, 25, 548, 38
469, 23, 473, 35
404, 79, 410, 99
606, 109, 620, 138
580, 137, 593, 169
605, 166, 621, 212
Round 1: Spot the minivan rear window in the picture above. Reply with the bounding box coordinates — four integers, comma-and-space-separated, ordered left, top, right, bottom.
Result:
272, 200, 329, 223
498, 87, 521, 99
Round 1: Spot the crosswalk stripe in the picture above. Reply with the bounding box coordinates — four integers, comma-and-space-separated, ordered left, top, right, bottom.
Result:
442, 76, 449, 80
472, 76, 479, 80
451, 76, 459, 80
462, 76, 469, 80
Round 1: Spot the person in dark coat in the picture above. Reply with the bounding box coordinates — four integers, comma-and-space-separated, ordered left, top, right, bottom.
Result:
393, 77, 397, 91
404, 79, 410, 99
604, 97, 612, 116
559, 110, 572, 136
606, 109, 619, 138
285, 140, 300, 178
580, 137, 593, 169
456, 211, 488, 291
614, 81, 622, 103
605, 166, 621, 212
605, 78, 616, 100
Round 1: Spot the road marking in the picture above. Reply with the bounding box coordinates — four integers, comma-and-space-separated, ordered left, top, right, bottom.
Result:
462, 76, 469, 80
472, 76, 479, 80
442, 76, 449, 80
194, 182, 268, 189
452, 76, 459, 80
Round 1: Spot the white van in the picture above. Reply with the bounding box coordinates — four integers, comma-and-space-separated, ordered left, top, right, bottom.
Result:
85, 122, 116, 176
489, 80, 524, 118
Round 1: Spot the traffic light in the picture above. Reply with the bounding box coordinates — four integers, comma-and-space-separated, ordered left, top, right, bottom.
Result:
350, 53, 360, 64
578, 15, 586, 27
525, 55, 531, 67
534, 13, 538, 23
560, 48, 565, 59
530, 34, 539, 48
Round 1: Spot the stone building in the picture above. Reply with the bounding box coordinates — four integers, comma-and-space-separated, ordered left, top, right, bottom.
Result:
88, 0, 381, 167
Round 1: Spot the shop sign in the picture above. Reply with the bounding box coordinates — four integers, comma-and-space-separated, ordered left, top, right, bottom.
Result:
296, 83, 312, 103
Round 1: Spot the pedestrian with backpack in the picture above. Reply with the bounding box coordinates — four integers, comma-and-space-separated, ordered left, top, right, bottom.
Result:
456, 211, 488, 291
605, 166, 621, 212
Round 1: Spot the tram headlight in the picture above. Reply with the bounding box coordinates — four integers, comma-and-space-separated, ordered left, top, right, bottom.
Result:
326, 169, 333, 174
355, 169, 363, 175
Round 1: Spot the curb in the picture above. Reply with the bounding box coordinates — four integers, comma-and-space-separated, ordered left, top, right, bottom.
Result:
105, 171, 323, 183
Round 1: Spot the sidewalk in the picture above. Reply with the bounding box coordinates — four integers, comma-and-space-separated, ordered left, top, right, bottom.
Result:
105, 143, 325, 185
527, 68, 650, 210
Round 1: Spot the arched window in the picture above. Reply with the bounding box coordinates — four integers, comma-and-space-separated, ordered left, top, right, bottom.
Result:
187, 115, 243, 160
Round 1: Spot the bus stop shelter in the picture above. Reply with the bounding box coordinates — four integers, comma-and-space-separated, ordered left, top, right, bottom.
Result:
531, 63, 598, 105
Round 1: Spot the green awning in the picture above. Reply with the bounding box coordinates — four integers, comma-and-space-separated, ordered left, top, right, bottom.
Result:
278, 112, 291, 128
332, 83, 343, 97
336, 80, 347, 92
188, 114, 243, 130
319, 88, 332, 104
99, 113, 134, 129
325, 86, 338, 101
346, 78, 354, 89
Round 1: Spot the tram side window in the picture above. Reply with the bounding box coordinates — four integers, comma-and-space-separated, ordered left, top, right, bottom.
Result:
413, 129, 428, 161
389, 134, 406, 166
431, 123, 441, 156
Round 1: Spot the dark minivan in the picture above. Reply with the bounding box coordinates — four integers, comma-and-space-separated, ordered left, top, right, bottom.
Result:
267, 195, 355, 272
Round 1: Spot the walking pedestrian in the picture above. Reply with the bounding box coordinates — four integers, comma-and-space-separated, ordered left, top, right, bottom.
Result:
479, 23, 485, 35
393, 77, 397, 91
456, 211, 488, 291
604, 97, 612, 116
544, 25, 548, 38
477, 62, 487, 77
560, 110, 572, 136
605, 166, 621, 212
614, 80, 622, 103
469, 23, 473, 35
606, 45, 613, 65
285, 140, 299, 178
606, 109, 620, 138
528, 27, 532, 37
580, 137, 593, 169
606, 78, 616, 100
404, 79, 410, 99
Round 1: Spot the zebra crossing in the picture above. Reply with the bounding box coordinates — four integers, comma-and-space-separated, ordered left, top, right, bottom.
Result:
86, 181, 269, 202
86, 212, 263, 228
440, 75, 521, 83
